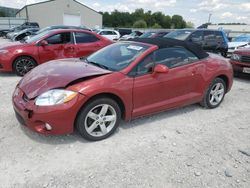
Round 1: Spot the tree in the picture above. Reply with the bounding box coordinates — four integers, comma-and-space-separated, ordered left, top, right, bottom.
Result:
132, 8, 145, 21
171, 15, 186, 29
186, 21, 195, 28
133, 20, 147, 28
162, 15, 171, 28
151, 12, 164, 28
152, 23, 162, 29
101, 9, 187, 29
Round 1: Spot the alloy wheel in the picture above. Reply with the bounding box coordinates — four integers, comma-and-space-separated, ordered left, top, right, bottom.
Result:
84, 104, 117, 137
209, 82, 225, 106
15, 58, 36, 76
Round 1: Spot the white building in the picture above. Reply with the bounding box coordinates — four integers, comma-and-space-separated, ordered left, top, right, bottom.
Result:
16, 0, 102, 29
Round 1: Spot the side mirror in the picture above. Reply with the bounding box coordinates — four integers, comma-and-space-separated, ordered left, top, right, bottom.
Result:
154, 64, 169, 74
40, 40, 48, 46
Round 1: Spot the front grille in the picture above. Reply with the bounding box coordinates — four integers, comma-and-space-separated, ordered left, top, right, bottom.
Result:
241, 55, 250, 63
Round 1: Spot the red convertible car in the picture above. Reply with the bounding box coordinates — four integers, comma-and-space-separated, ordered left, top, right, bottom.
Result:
0, 29, 112, 76
12, 38, 233, 141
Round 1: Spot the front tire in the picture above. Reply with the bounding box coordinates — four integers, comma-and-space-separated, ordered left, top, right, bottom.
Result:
13, 56, 37, 76
200, 78, 226, 109
76, 98, 121, 141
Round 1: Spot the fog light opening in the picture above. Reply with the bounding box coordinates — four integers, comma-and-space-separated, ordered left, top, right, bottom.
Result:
45, 123, 52, 131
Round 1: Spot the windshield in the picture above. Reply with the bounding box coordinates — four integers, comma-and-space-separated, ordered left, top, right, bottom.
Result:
25, 30, 50, 43
139, 32, 155, 38
164, 30, 192, 40
35, 27, 50, 35
130, 32, 138, 37
86, 42, 150, 71
233, 36, 250, 42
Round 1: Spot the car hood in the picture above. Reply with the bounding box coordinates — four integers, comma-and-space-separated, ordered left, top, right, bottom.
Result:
234, 48, 250, 55
228, 42, 248, 48
18, 58, 112, 99
0, 41, 25, 49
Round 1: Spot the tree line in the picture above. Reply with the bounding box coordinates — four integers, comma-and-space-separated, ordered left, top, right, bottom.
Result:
100, 8, 192, 29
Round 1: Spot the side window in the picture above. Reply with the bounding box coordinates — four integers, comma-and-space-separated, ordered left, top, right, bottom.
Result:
204, 31, 216, 40
100, 31, 107, 35
134, 53, 154, 76
46, 32, 71, 45
190, 31, 203, 42
106, 31, 112, 35
214, 31, 224, 43
154, 47, 199, 69
75, 32, 99, 43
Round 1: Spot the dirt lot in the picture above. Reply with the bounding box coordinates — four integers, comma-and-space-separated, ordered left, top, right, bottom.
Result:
0, 38, 249, 188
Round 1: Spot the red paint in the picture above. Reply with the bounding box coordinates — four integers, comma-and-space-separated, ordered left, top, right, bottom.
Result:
0, 29, 112, 72
12, 43, 233, 135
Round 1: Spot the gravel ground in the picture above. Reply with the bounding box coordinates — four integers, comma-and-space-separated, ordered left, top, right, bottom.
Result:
0, 38, 249, 188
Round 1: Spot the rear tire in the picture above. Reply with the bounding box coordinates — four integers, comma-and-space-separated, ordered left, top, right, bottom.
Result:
200, 78, 226, 109
13, 56, 37, 76
76, 97, 121, 141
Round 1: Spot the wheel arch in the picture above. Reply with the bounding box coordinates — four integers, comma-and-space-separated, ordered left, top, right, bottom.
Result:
74, 92, 127, 128
216, 74, 229, 92
12, 55, 38, 69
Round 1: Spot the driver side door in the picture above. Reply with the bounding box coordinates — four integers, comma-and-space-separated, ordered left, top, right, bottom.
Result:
38, 32, 75, 64
132, 47, 204, 118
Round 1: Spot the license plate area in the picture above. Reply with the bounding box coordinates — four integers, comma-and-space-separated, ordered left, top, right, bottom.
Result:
243, 67, 250, 74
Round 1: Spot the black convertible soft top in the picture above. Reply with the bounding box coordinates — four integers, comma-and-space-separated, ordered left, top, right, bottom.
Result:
129, 38, 209, 59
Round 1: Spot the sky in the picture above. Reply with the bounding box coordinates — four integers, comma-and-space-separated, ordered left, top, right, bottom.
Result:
0, 0, 249, 27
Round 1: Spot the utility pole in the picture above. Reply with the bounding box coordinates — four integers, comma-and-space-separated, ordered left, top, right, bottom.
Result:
25, 0, 29, 21
208, 13, 212, 24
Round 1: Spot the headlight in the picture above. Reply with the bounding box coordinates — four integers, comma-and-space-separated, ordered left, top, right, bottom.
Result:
231, 53, 241, 61
35, 89, 78, 106
0, 49, 8, 54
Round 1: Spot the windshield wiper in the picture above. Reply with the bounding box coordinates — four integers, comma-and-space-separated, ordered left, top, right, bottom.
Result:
83, 58, 111, 71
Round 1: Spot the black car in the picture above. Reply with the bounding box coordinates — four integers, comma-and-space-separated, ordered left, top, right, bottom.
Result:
165, 29, 229, 57
11, 28, 40, 41
151, 31, 170, 38
0, 22, 39, 37
117, 28, 132, 37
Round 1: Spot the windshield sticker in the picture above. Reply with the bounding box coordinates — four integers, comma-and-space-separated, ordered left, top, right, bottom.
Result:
127, 45, 143, 51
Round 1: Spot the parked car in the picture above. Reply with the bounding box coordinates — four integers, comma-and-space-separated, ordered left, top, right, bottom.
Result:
24, 25, 91, 40
165, 29, 229, 57
12, 38, 233, 141
119, 31, 143, 41
151, 31, 169, 38
35, 25, 90, 35
94, 29, 120, 40
11, 28, 40, 41
228, 34, 250, 55
0, 29, 10, 37
139, 31, 156, 38
0, 29, 112, 76
230, 48, 250, 75
117, 28, 132, 37
1, 22, 39, 37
